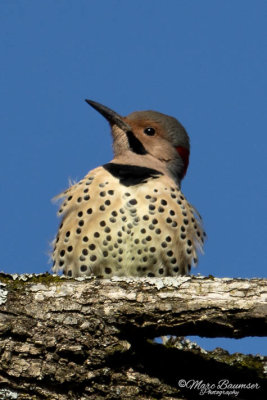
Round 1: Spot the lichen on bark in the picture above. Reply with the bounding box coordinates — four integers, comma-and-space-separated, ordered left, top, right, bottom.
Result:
0, 273, 266, 399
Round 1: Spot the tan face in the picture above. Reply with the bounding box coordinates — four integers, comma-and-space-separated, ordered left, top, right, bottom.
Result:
122, 117, 179, 162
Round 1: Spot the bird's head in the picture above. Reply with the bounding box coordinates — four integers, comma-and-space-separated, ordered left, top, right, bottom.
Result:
86, 99, 190, 185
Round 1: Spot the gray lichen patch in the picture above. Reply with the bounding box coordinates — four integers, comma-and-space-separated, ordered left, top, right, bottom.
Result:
0, 282, 8, 305
0, 388, 18, 399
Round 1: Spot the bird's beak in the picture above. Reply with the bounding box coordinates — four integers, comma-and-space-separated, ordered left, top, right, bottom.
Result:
85, 99, 131, 132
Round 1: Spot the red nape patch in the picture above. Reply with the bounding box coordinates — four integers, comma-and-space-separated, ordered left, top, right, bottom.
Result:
176, 146, 190, 178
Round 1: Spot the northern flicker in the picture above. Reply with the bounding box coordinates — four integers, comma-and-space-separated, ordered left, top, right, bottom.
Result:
52, 100, 205, 278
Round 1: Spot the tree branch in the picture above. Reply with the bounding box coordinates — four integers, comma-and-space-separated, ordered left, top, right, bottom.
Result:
0, 273, 266, 399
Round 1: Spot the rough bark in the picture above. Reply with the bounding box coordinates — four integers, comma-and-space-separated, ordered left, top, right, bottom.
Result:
0, 273, 266, 400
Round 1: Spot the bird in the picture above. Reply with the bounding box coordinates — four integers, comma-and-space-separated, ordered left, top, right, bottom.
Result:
52, 100, 205, 278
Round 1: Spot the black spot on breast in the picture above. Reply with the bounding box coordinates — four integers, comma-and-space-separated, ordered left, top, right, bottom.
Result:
103, 163, 163, 186
105, 267, 112, 274
129, 198, 137, 205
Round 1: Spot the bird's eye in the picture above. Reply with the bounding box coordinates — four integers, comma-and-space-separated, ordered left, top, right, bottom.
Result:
144, 127, 155, 136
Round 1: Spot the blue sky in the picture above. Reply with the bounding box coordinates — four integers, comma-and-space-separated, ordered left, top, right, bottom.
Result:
1, 1, 266, 354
